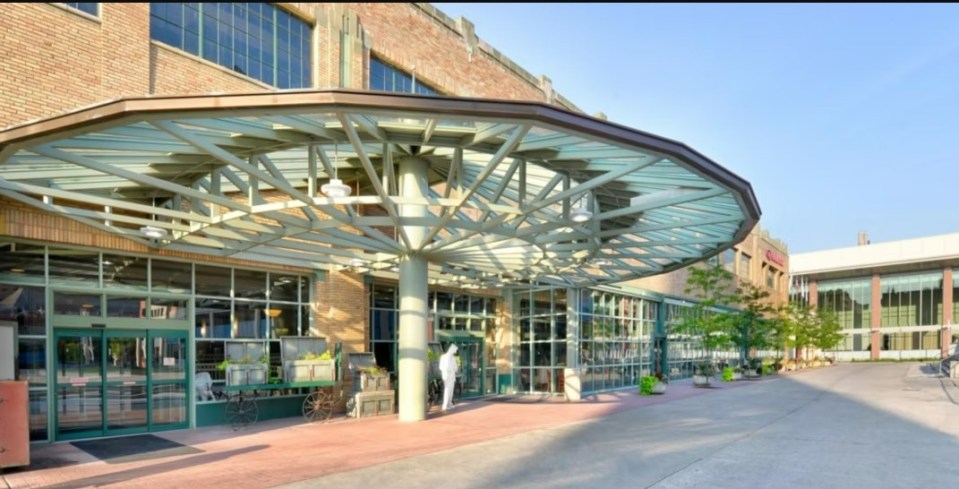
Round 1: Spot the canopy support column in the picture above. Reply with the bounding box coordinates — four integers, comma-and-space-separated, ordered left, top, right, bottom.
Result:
397, 156, 429, 422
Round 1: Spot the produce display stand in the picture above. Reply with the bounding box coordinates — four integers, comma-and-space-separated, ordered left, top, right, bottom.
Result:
222, 343, 343, 430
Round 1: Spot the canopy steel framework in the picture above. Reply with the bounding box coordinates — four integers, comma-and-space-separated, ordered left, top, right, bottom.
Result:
0, 90, 760, 420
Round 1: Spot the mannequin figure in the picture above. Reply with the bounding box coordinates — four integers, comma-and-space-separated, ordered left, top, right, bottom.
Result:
439, 344, 459, 411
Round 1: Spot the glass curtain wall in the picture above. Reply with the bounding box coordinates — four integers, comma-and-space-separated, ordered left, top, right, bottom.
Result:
880, 272, 943, 327
515, 288, 566, 394
579, 290, 655, 393
817, 278, 871, 352
368, 283, 498, 393
663, 302, 707, 379
512, 287, 655, 395
194, 267, 310, 398
879, 272, 942, 353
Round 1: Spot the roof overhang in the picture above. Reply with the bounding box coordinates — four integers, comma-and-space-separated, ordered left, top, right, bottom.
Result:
0, 89, 761, 288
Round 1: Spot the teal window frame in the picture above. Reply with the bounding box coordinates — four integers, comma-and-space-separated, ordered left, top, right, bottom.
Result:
370, 55, 439, 95
149, 3, 311, 89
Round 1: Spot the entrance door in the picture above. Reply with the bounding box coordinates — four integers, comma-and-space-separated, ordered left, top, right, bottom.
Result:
448, 337, 484, 399
54, 328, 188, 440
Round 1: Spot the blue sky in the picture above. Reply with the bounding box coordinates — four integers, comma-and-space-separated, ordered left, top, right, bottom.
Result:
432, 3, 959, 253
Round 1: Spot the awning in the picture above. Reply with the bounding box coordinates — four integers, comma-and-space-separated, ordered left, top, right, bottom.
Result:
0, 89, 760, 287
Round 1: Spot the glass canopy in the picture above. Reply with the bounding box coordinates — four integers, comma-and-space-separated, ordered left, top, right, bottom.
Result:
0, 90, 760, 288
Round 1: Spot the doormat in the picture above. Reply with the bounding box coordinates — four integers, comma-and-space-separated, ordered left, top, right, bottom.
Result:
484, 394, 564, 404
71, 434, 202, 464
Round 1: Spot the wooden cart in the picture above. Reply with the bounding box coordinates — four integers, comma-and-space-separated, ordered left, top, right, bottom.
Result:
222, 379, 343, 430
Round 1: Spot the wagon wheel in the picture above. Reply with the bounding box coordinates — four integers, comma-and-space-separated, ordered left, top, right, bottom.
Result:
426, 379, 442, 410
225, 397, 258, 430
302, 389, 333, 422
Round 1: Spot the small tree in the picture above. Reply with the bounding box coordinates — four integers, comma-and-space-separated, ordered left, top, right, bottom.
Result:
728, 281, 777, 364
780, 301, 816, 360
676, 263, 738, 362
810, 307, 844, 356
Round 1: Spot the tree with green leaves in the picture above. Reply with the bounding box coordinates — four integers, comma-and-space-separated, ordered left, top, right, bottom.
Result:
728, 281, 778, 364
779, 300, 817, 360
810, 307, 844, 355
675, 263, 738, 361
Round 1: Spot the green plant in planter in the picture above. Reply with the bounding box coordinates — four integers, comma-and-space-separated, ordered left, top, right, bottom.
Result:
217, 354, 269, 371
427, 348, 439, 362
694, 361, 716, 377
722, 366, 735, 382
299, 350, 332, 361
639, 375, 660, 395
362, 365, 387, 376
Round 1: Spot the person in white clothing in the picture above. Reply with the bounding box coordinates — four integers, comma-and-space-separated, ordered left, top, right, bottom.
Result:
438, 344, 458, 411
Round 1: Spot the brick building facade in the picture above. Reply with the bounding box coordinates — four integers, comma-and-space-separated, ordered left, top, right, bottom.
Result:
0, 3, 773, 442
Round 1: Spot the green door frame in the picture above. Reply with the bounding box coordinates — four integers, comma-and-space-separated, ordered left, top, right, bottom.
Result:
53, 328, 188, 441
436, 334, 484, 399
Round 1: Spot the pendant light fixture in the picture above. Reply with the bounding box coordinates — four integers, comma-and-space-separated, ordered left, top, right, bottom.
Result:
321, 141, 352, 198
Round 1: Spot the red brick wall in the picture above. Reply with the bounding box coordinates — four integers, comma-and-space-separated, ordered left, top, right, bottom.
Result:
1, 3, 564, 129
0, 3, 145, 127
347, 4, 545, 100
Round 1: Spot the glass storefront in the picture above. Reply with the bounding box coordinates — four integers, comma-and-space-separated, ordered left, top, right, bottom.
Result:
511, 287, 656, 395
368, 283, 498, 397
0, 241, 312, 442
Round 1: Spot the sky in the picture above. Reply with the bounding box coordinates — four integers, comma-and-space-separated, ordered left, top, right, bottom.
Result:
431, 3, 959, 254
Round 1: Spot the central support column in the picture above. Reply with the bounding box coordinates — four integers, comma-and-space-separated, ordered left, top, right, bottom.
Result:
398, 156, 429, 422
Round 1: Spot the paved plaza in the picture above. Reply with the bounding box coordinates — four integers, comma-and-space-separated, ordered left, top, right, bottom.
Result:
4, 363, 958, 489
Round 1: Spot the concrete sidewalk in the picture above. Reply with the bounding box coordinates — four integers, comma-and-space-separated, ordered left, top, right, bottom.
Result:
2, 377, 751, 489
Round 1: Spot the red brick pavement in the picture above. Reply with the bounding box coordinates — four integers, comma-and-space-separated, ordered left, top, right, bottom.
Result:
2, 379, 757, 489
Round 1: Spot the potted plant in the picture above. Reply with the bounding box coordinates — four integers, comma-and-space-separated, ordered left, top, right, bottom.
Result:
744, 358, 761, 379
220, 355, 269, 386
284, 350, 334, 383
639, 374, 667, 395
722, 366, 738, 382
693, 361, 715, 387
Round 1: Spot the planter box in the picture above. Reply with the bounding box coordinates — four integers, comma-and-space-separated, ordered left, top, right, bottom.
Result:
744, 370, 761, 380
731, 371, 744, 381
651, 382, 667, 395
692, 375, 711, 387
354, 372, 391, 393
226, 364, 268, 387
283, 359, 334, 383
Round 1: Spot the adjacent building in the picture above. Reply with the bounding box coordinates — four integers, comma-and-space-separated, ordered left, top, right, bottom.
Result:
790, 232, 958, 361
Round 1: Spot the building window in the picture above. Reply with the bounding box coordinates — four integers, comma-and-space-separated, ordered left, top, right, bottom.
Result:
150, 3, 311, 89
370, 56, 439, 95
880, 272, 943, 327
368, 284, 496, 376
818, 279, 871, 330
722, 249, 735, 272
766, 268, 775, 289
62, 3, 98, 16
739, 253, 751, 278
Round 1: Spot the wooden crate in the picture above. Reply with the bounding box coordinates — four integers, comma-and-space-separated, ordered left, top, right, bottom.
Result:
350, 390, 395, 418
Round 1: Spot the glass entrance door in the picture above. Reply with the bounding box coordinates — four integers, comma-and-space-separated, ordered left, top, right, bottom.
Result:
104, 330, 148, 434
449, 337, 484, 399
54, 328, 188, 440
55, 330, 104, 439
